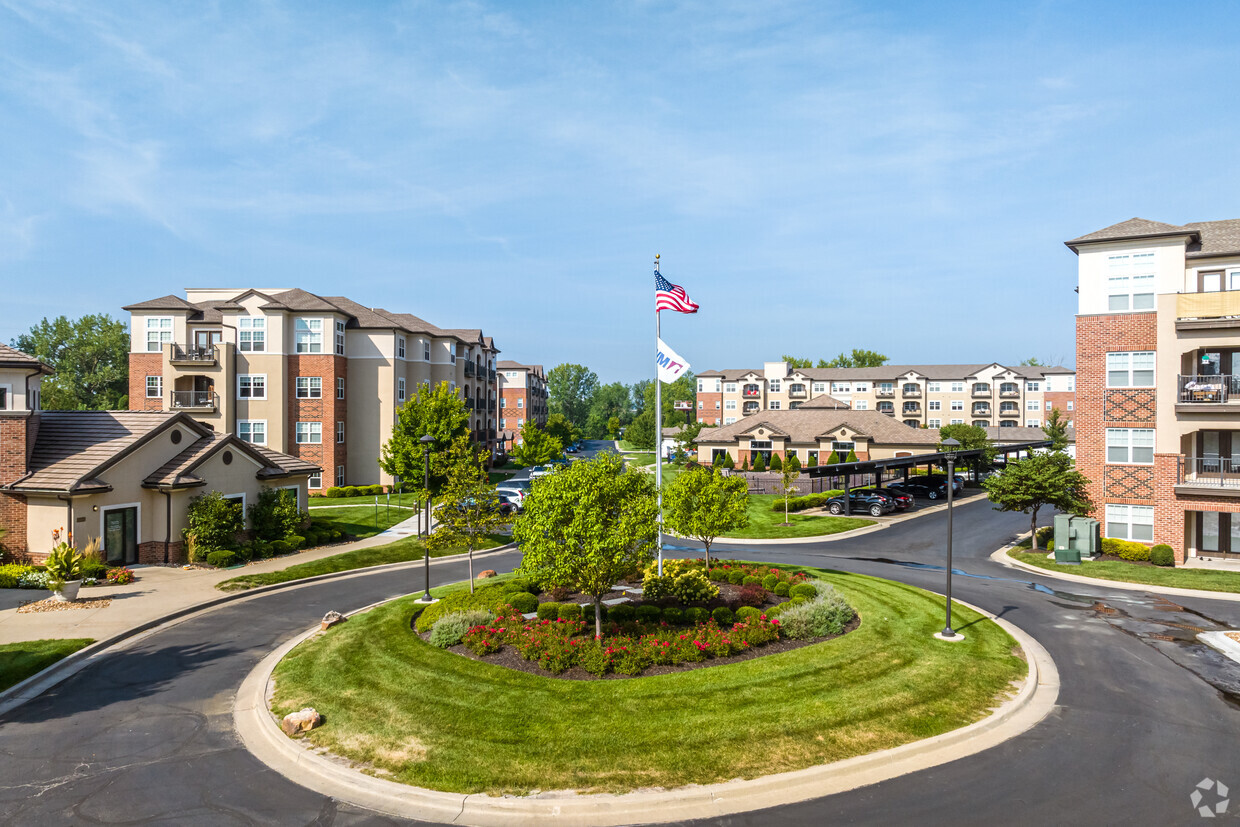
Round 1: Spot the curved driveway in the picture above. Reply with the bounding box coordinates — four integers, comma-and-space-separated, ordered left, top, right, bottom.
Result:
2, 499, 1238, 826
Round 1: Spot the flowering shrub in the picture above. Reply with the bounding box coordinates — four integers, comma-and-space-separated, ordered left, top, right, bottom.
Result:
778, 583, 854, 639
669, 570, 718, 603
0, 563, 36, 589
18, 570, 50, 589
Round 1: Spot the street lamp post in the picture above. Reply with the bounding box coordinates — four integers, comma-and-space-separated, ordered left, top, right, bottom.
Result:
937, 437, 961, 640
418, 434, 435, 603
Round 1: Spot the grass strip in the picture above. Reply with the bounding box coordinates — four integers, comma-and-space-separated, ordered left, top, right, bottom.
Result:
722, 493, 874, 539
271, 567, 1024, 795
1007, 548, 1240, 593
216, 533, 509, 592
307, 504, 412, 539
308, 492, 420, 509
0, 638, 94, 692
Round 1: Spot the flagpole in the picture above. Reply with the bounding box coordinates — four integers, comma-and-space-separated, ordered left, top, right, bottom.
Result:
654, 254, 664, 577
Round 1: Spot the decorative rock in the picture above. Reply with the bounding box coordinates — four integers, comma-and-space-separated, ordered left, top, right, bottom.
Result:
477, 570, 498, 579
320, 610, 346, 631
281, 707, 321, 736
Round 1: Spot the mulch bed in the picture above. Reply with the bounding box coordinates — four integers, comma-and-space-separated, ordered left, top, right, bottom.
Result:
420, 615, 861, 681
18, 596, 113, 613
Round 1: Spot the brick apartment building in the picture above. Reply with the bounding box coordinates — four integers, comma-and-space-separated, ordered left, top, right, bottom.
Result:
1069, 216, 1240, 562
125, 288, 501, 491
696, 361, 1075, 429
497, 361, 548, 451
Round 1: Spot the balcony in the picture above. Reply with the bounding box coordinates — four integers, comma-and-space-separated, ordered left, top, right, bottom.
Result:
902, 404, 921, 414
1177, 374, 1240, 408
901, 388, 921, 398
1000, 388, 1020, 398
488, 368, 497, 383
170, 345, 217, 366
1177, 291, 1240, 330
464, 398, 475, 410
999, 408, 1020, 418
171, 390, 218, 412
972, 405, 992, 416
742, 388, 761, 398
1176, 456, 1240, 497
742, 404, 760, 415
464, 362, 476, 378
878, 407, 895, 417
971, 386, 992, 398
788, 386, 808, 398
875, 388, 894, 398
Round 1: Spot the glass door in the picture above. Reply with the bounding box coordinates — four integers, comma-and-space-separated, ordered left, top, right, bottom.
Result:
104, 507, 138, 565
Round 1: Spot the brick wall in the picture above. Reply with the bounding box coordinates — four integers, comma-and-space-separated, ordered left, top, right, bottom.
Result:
129, 353, 164, 411
287, 355, 342, 488
696, 392, 722, 425
1076, 312, 1158, 536
500, 388, 528, 449
1044, 391, 1075, 422
0, 416, 29, 556
138, 540, 185, 565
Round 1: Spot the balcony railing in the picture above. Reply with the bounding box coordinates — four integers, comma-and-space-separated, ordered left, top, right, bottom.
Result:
902, 388, 921, 398
999, 408, 1020, 417
875, 388, 894, 398
902, 405, 921, 414
1177, 456, 1240, 490
972, 406, 992, 416
464, 398, 475, 410
171, 390, 218, 411
170, 345, 217, 365
463, 363, 476, 377
999, 388, 1020, 398
1177, 291, 1240, 322
742, 405, 759, 415
878, 408, 895, 417
971, 387, 992, 397
742, 388, 761, 397
1178, 374, 1240, 404
488, 368, 497, 383
788, 387, 808, 398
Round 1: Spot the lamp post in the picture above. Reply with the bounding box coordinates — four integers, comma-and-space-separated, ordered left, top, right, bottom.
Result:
937, 437, 961, 640
418, 434, 435, 603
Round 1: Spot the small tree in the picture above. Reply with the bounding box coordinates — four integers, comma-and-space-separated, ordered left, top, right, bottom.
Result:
379, 380, 469, 489
808, 452, 819, 468
722, 452, 735, 469
662, 467, 750, 569
845, 450, 858, 463
675, 420, 706, 458
983, 451, 1091, 550
607, 416, 621, 440
938, 423, 995, 466
511, 420, 563, 466
711, 451, 724, 467
752, 452, 767, 472
741, 457, 749, 471
826, 450, 840, 465
248, 488, 306, 542
624, 408, 657, 449
1043, 408, 1070, 452
428, 436, 510, 590
769, 452, 783, 471
184, 491, 243, 561
514, 453, 657, 637
544, 413, 576, 448
779, 457, 801, 525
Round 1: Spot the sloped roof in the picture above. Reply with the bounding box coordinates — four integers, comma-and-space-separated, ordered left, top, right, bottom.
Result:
697, 364, 1070, 382
697, 409, 940, 446
122, 294, 200, 312
1066, 217, 1195, 248
797, 394, 850, 409
984, 425, 1075, 444
144, 433, 320, 488
1185, 219, 1240, 258
0, 343, 53, 374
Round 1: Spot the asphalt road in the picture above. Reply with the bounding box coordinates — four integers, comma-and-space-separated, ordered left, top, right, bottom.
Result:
2, 497, 1238, 826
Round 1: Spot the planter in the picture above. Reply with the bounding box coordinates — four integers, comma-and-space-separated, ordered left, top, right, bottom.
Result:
52, 579, 82, 602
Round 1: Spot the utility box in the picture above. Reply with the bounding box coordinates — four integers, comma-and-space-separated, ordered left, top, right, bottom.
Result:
1053, 515, 1101, 565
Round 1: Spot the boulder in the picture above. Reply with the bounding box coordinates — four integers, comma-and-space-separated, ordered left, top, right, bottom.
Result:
320, 610, 346, 631
281, 707, 321, 736
476, 570, 498, 579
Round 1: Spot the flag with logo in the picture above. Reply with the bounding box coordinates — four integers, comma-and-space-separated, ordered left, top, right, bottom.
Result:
656, 336, 691, 384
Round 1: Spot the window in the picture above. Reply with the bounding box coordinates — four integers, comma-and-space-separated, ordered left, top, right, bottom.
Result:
336, 377, 345, 399
296, 422, 322, 444
238, 375, 266, 399
423, 339, 431, 360
904, 419, 920, 428
725, 400, 737, 410
1106, 352, 1155, 387
0, 386, 9, 410
336, 421, 345, 443
879, 382, 894, 393
927, 382, 941, 393
929, 401, 941, 411
146, 376, 162, 398
812, 383, 826, 393
928, 418, 941, 427
951, 401, 963, 411
951, 419, 964, 425
950, 382, 964, 393
335, 321, 346, 355
1106, 428, 1154, 464
715, 401, 720, 409
1026, 418, 1040, 427
397, 336, 406, 359
903, 383, 919, 394
336, 466, 345, 487
398, 378, 406, 402
725, 383, 737, 393
296, 377, 322, 398
769, 380, 781, 393
239, 317, 266, 352
832, 382, 849, 394
308, 473, 322, 490
500, 397, 507, 408
1067, 378, 1075, 392
698, 401, 703, 409
1026, 381, 1040, 392
769, 401, 781, 410
854, 400, 868, 410
724, 417, 737, 425
238, 420, 267, 445
1107, 274, 1155, 312
697, 380, 704, 392
1068, 401, 1074, 411
973, 420, 989, 427
295, 318, 323, 353
517, 418, 523, 427
749, 440, 772, 450
1027, 399, 1039, 410
1106, 504, 1154, 542
517, 398, 523, 408
146, 317, 172, 352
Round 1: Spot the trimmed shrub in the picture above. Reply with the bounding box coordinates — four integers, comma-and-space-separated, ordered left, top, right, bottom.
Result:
808, 452, 819, 468
761, 574, 779, 591
579, 641, 612, 676
734, 584, 767, 608
669, 570, 719, 604
504, 578, 537, 594
507, 592, 539, 614
206, 550, 237, 568
414, 586, 509, 632
741, 458, 749, 471
248, 488, 306, 542
769, 453, 783, 471
80, 559, 108, 580
269, 540, 291, 556
1102, 538, 1150, 562
727, 569, 745, 585
429, 609, 493, 648
685, 607, 710, 624
0, 563, 36, 589
742, 575, 762, 588
735, 606, 762, 622
711, 606, 735, 626
641, 574, 673, 601
661, 606, 684, 625
708, 566, 731, 582
557, 603, 583, 621
752, 453, 767, 472
324, 487, 347, 498
789, 582, 818, 600
774, 581, 791, 597
826, 450, 840, 465
778, 583, 855, 639
536, 602, 561, 621
1150, 544, 1175, 567
722, 453, 735, 470
769, 491, 846, 514
609, 604, 636, 623
287, 535, 306, 550
636, 605, 662, 623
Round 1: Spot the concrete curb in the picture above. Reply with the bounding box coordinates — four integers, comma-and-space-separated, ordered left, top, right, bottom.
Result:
991, 541, 1240, 603
234, 592, 1059, 826
0, 542, 519, 717
1199, 631, 1240, 665
714, 492, 990, 546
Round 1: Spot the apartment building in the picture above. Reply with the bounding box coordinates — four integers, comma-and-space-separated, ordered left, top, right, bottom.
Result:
696, 361, 1075, 430
497, 361, 549, 450
125, 288, 500, 490
1069, 216, 1240, 562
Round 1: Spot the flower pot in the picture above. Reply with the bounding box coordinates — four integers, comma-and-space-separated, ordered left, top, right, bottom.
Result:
53, 579, 82, 602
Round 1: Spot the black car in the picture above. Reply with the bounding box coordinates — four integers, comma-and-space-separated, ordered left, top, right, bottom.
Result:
825, 490, 897, 517
923, 474, 965, 493
888, 479, 949, 500
870, 487, 914, 510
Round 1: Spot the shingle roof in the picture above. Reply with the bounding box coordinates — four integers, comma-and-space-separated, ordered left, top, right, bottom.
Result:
796, 394, 850, 409
698, 364, 1070, 382
122, 294, 200, 312
1185, 219, 1240, 258
264, 288, 345, 312
0, 344, 52, 374
1066, 218, 1195, 247
143, 435, 321, 487
696, 409, 940, 446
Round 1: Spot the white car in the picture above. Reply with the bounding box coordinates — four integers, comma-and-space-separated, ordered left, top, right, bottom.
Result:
528, 466, 553, 478
496, 487, 525, 508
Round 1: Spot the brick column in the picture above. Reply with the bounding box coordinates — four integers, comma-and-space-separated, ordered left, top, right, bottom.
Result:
0, 416, 29, 556
1153, 453, 1185, 562
129, 353, 165, 411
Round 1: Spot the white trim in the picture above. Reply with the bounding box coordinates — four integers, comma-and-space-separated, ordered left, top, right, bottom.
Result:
0, 383, 12, 410
238, 374, 267, 399
237, 419, 268, 446
277, 484, 302, 510
99, 502, 142, 558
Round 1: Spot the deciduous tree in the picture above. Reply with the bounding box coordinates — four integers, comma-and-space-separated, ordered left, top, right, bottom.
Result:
544, 413, 577, 448
778, 455, 801, 525
428, 436, 509, 590
511, 420, 563, 466
982, 452, 1091, 550
14, 314, 129, 410
662, 467, 749, 568
938, 423, 995, 466
378, 381, 469, 489
818, 349, 888, 369
624, 408, 656, 449
514, 453, 657, 637
546, 363, 599, 431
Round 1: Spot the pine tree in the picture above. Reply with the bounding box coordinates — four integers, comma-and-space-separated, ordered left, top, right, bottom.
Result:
846, 450, 858, 463
769, 453, 783, 471
741, 457, 749, 471
752, 452, 766, 472
808, 452, 819, 468
827, 450, 840, 465
723, 453, 736, 469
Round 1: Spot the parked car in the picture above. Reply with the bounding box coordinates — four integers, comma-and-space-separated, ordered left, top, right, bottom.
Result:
923, 474, 965, 493
528, 465, 554, 478
439, 496, 517, 517
888, 479, 950, 500
549, 456, 571, 467
870, 487, 914, 510
565, 443, 579, 453
825, 490, 897, 517
495, 487, 525, 509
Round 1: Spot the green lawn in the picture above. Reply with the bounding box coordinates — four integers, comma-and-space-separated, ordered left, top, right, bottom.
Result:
720, 493, 874, 539
307, 504, 413, 539
622, 453, 657, 468
1008, 548, 1240, 594
216, 534, 510, 592
271, 567, 1025, 795
617, 439, 652, 453
309, 492, 421, 509
0, 638, 94, 692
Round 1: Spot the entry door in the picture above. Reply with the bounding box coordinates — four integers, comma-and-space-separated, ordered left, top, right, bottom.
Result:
1197, 512, 1240, 560
194, 329, 222, 354
104, 507, 138, 565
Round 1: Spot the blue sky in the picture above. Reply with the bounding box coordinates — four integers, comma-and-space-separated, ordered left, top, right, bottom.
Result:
3, 0, 1239, 382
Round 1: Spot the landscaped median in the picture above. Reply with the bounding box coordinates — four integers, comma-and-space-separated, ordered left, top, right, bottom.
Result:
721, 493, 875, 540
264, 565, 1027, 797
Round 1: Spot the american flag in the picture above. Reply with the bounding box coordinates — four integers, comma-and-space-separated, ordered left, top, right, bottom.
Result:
655, 271, 699, 314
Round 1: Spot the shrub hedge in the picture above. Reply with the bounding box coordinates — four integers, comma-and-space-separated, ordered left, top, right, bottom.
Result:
768, 491, 845, 514
536, 602, 561, 621
507, 592, 539, 614
1150, 544, 1175, 567
1102, 538, 1150, 562
206, 550, 237, 568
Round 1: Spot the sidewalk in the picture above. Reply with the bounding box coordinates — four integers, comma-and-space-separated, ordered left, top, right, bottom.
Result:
0, 511, 430, 645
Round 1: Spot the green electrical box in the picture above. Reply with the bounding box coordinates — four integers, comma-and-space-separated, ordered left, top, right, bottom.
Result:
1053, 515, 1101, 564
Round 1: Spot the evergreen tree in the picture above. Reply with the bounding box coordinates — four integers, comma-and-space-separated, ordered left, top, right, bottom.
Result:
752, 452, 767, 472
722, 453, 735, 469
827, 450, 840, 465
769, 453, 783, 471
